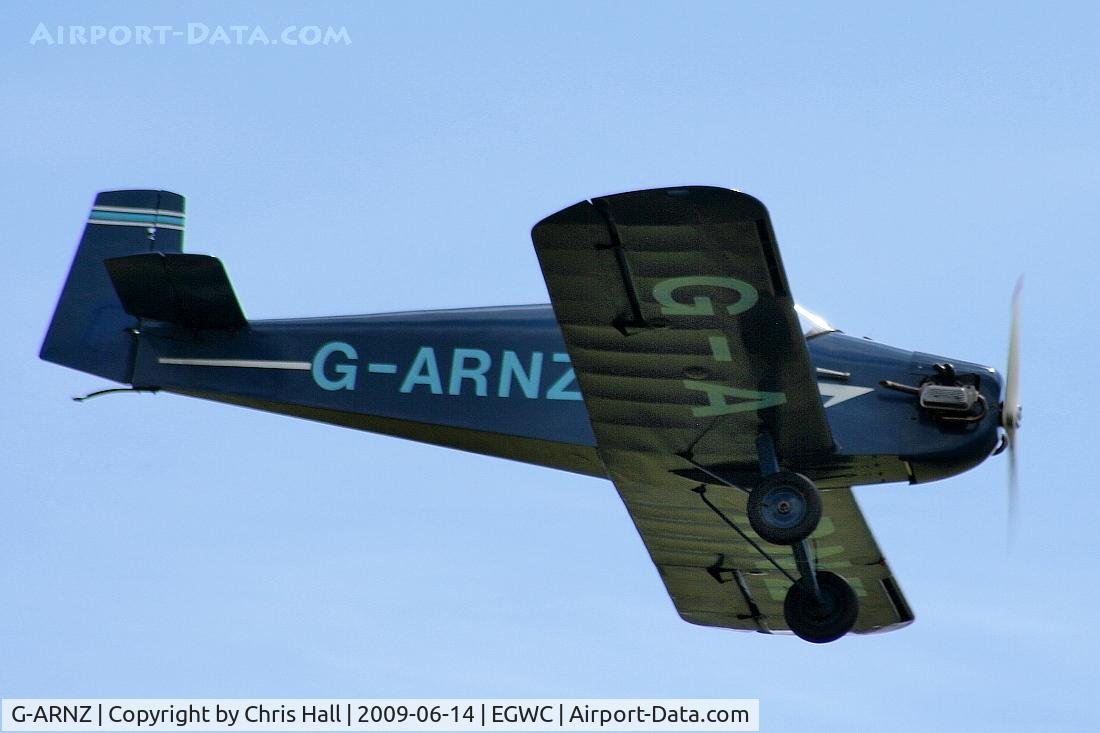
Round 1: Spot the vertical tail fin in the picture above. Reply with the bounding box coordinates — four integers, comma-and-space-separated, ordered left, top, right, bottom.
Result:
40, 190, 186, 383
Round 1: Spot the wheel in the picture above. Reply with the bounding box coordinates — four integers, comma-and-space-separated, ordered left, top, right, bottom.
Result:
783, 570, 859, 643
746, 471, 822, 545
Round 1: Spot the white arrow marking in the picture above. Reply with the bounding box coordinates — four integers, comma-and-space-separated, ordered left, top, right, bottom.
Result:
818, 383, 875, 408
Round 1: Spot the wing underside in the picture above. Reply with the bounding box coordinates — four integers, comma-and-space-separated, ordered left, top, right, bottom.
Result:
532, 186, 913, 634
637, 483, 913, 633
531, 186, 832, 476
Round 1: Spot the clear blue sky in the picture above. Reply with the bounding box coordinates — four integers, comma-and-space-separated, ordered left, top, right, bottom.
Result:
2, 2, 1097, 730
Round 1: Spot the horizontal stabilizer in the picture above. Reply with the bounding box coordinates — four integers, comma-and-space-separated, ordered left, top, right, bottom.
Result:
105, 252, 247, 330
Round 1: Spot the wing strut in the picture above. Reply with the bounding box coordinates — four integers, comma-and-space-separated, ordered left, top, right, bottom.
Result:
683, 435, 825, 591
692, 484, 796, 583
693, 431, 846, 633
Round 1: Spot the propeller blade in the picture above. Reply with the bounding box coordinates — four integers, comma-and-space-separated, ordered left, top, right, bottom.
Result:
1007, 427, 1018, 547
1004, 278, 1022, 430
1004, 278, 1022, 548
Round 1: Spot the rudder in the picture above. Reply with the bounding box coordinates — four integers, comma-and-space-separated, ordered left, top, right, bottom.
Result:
40, 190, 186, 383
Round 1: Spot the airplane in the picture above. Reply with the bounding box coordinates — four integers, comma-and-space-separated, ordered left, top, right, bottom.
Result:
40, 186, 1021, 643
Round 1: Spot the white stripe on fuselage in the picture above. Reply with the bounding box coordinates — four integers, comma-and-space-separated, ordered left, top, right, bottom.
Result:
157, 353, 875, 407
157, 357, 310, 370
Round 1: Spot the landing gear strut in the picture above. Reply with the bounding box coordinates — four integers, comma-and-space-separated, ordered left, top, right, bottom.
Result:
753, 434, 859, 643
686, 435, 860, 643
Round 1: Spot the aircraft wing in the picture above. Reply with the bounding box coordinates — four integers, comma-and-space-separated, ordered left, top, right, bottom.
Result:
531, 187, 912, 633
637, 484, 914, 633
531, 186, 832, 475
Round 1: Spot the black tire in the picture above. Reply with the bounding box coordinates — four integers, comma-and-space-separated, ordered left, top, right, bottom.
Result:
783, 570, 859, 644
746, 471, 822, 545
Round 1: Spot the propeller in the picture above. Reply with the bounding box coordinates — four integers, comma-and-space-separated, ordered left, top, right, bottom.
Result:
1002, 278, 1023, 546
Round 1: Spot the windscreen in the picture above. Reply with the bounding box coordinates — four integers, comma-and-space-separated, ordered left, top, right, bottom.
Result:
795, 304, 837, 338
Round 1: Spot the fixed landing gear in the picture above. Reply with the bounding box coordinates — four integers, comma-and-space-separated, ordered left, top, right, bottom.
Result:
690, 434, 861, 643
750, 435, 858, 643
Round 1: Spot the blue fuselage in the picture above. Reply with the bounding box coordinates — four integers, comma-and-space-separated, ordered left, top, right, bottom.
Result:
135, 304, 1003, 487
